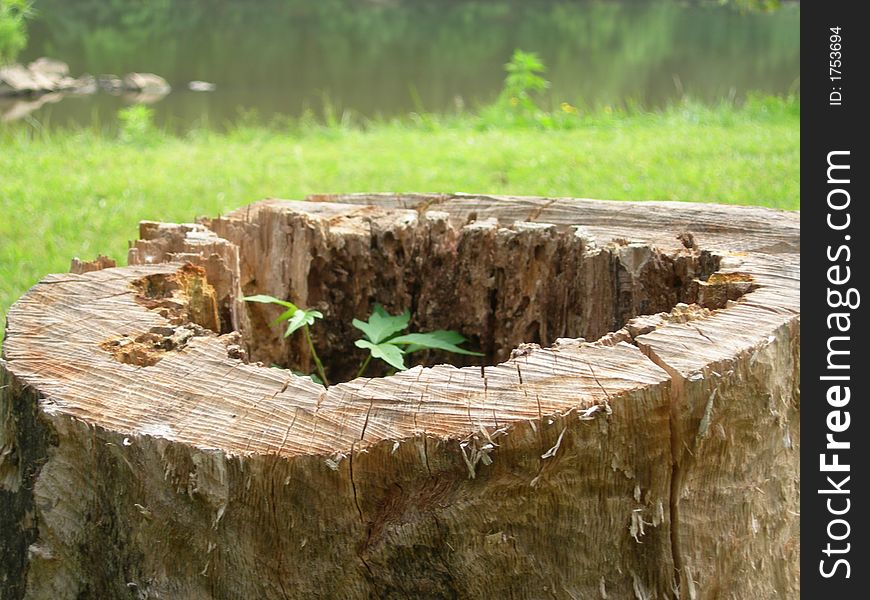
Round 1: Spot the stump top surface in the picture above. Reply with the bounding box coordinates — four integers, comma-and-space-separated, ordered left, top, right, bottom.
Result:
3, 194, 799, 458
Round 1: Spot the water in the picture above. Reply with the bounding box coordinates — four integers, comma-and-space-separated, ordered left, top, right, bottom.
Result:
5, 0, 800, 131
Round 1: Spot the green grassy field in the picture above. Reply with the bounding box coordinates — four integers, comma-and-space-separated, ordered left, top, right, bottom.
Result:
0, 96, 799, 341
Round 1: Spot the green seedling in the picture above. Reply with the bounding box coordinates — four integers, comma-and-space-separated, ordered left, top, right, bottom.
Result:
243, 294, 328, 386
243, 296, 482, 385
352, 304, 483, 377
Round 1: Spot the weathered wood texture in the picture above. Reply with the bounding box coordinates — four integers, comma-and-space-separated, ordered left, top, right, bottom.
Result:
1, 194, 799, 599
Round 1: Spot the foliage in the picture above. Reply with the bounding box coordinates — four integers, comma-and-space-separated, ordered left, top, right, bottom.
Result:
352, 304, 481, 374
243, 295, 323, 338
0, 0, 32, 64
498, 50, 549, 117
241, 297, 480, 384
242, 294, 327, 385
117, 105, 159, 145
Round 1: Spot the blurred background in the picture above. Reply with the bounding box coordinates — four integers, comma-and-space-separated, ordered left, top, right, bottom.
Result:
4, 0, 799, 130
0, 0, 800, 342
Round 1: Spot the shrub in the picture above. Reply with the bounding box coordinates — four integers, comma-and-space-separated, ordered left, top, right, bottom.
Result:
0, 0, 33, 64
117, 105, 160, 145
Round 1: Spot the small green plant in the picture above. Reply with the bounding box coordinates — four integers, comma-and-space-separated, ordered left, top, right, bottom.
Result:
117, 105, 158, 145
500, 49, 550, 115
243, 295, 328, 385
479, 49, 562, 129
351, 303, 482, 377
243, 296, 482, 385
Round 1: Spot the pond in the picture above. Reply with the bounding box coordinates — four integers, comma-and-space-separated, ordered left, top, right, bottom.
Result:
5, 0, 800, 130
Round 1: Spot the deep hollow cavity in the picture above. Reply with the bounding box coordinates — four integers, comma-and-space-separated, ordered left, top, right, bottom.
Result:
193, 203, 727, 384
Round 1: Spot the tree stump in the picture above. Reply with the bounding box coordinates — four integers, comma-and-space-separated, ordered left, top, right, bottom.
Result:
1, 194, 799, 599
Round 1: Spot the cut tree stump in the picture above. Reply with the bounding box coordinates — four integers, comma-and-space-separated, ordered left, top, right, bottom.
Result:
1, 194, 799, 599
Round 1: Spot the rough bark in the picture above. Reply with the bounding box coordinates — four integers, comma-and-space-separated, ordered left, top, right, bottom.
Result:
1, 194, 799, 599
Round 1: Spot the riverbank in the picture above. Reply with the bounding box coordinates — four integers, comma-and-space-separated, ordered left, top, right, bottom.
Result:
0, 95, 799, 341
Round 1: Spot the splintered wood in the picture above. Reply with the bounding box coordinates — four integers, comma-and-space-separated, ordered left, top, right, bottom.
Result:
1, 194, 799, 599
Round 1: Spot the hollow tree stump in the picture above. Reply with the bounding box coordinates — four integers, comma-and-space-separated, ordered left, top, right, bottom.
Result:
1, 194, 799, 599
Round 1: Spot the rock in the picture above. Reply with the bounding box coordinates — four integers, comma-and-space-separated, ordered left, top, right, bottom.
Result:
0, 59, 172, 117
28, 57, 70, 78
1, 60, 103, 97
188, 80, 216, 92
123, 72, 171, 94
97, 74, 124, 93
70, 74, 98, 95
0, 63, 58, 95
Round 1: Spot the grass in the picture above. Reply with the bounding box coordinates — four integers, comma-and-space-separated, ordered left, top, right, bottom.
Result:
0, 96, 799, 342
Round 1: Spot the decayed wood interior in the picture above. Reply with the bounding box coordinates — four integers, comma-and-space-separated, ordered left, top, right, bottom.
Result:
204, 201, 721, 380
127, 200, 724, 382
1, 194, 799, 599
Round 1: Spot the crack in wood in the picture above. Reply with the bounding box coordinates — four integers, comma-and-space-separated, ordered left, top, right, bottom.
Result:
634, 342, 688, 596
525, 198, 560, 222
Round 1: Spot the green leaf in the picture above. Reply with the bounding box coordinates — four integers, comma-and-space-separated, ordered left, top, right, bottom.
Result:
355, 339, 407, 371
243, 294, 297, 309
271, 308, 297, 325
389, 331, 484, 356
401, 330, 463, 353
372, 303, 391, 318
419, 330, 467, 344
284, 311, 308, 337
283, 309, 323, 337
351, 304, 410, 343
